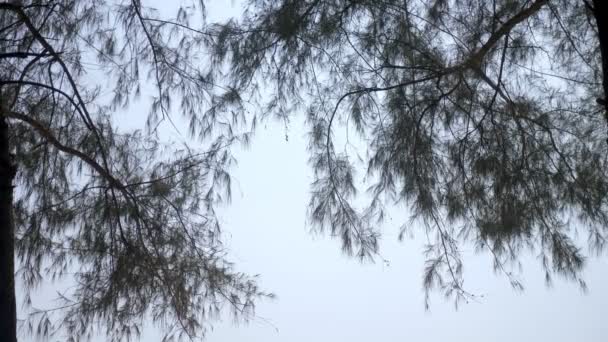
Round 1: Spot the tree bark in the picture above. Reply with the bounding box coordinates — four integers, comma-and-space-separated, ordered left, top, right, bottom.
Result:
592, 0, 608, 114
0, 113, 17, 342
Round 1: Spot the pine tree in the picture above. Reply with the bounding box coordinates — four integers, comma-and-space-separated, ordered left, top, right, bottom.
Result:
211, 0, 608, 306
0, 1, 267, 341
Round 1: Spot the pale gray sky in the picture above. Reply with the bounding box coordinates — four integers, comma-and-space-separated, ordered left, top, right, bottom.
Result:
202, 118, 608, 342
16, 1, 608, 341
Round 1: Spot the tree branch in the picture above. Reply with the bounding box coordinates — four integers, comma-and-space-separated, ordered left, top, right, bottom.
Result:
0, 51, 51, 59
465, 0, 548, 68
2, 110, 123, 189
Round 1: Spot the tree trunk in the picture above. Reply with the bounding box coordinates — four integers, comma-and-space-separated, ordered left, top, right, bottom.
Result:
592, 0, 608, 114
0, 114, 17, 342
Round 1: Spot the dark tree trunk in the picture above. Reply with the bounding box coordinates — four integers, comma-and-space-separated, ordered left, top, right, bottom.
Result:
0, 114, 17, 342
592, 0, 608, 114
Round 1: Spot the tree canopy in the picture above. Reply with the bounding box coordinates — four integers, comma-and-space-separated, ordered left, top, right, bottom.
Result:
1, 0, 608, 341
1, 1, 267, 341
210, 0, 608, 306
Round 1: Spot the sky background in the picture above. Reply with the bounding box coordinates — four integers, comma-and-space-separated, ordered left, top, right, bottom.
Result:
16, 1, 608, 341
201, 118, 608, 342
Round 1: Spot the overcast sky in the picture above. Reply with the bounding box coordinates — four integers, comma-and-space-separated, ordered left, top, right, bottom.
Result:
17, 1, 608, 341
201, 117, 608, 342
